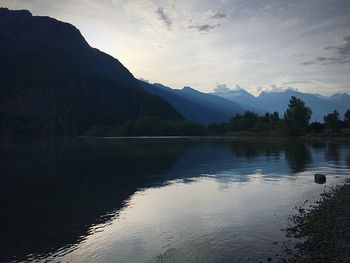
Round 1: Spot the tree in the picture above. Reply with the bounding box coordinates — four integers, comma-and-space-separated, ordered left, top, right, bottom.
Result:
229, 111, 260, 131
345, 110, 350, 127
271, 112, 280, 121
284, 96, 312, 133
307, 122, 325, 134
324, 110, 340, 132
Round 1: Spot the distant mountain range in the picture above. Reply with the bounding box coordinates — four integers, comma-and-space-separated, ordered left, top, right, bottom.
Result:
213, 88, 350, 121
139, 81, 244, 124
140, 80, 350, 123
0, 8, 182, 136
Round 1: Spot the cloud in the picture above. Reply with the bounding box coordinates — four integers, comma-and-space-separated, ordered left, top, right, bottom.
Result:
189, 23, 221, 32
323, 35, 350, 54
188, 10, 226, 32
300, 61, 316, 66
304, 35, 350, 65
213, 83, 230, 93
281, 80, 313, 85
337, 35, 350, 55
302, 55, 350, 65
301, 56, 350, 66
210, 12, 226, 19
155, 7, 172, 30
282, 18, 299, 27
188, 10, 227, 33
318, 56, 350, 65
323, 46, 335, 51
213, 83, 241, 93
256, 84, 298, 94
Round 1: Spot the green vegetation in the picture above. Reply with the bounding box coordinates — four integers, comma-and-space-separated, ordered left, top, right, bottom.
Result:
284, 96, 312, 135
85, 96, 350, 138
324, 111, 340, 132
85, 117, 207, 136
344, 110, 350, 125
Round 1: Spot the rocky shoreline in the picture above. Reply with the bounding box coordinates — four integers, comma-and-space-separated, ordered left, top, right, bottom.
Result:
285, 181, 350, 262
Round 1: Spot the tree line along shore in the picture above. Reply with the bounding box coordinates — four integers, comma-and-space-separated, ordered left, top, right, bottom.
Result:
85, 96, 350, 137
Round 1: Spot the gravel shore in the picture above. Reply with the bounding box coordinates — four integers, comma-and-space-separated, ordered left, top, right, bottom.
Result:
286, 182, 350, 262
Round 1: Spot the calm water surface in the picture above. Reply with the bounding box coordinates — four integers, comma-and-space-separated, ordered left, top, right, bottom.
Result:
1, 138, 350, 262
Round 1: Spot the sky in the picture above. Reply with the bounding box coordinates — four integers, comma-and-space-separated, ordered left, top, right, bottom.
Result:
1, 0, 350, 95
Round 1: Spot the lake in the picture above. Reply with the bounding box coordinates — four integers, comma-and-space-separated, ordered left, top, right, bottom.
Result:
1, 138, 350, 262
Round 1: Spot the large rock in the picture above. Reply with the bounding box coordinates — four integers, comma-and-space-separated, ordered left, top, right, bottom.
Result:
314, 174, 326, 184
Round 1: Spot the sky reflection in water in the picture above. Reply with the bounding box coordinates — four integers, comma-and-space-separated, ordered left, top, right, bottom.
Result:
1, 138, 350, 262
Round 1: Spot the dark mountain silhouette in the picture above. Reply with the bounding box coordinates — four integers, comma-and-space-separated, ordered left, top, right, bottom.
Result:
139, 81, 244, 124
214, 88, 350, 121
0, 8, 182, 136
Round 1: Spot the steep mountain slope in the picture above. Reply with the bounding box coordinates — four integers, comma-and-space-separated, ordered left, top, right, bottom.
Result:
0, 8, 182, 136
139, 81, 244, 124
